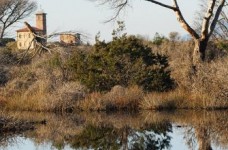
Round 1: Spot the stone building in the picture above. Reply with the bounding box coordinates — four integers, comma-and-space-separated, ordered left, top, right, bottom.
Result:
60, 33, 81, 45
16, 12, 47, 50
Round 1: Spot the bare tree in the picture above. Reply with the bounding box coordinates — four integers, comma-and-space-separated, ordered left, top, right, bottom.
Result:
0, 0, 37, 38
194, 0, 228, 40
97, 0, 226, 67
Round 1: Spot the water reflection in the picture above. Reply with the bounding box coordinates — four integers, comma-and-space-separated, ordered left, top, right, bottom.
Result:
70, 121, 172, 150
0, 110, 228, 150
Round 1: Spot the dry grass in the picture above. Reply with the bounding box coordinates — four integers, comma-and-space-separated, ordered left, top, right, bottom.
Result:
4, 81, 85, 112
151, 40, 228, 100
76, 85, 144, 111
104, 85, 144, 110
141, 88, 228, 110
192, 58, 228, 101
76, 92, 105, 111
148, 40, 228, 108
140, 89, 189, 110
1, 48, 87, 112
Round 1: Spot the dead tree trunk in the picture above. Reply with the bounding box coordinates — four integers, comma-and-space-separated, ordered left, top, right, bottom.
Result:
193, 38, 209, 65
144, 0, 225, 68
104, 0, 226, 68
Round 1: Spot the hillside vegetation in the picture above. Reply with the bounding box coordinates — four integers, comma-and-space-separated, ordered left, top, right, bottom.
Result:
0, 30, 227, 112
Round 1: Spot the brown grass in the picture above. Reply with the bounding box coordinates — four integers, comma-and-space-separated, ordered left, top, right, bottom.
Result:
192, 58, 228, 101
76, 92, 105, 111
76, 85, 144, 111
1, 48, 87, 112
140, 89, 188, 110
141, 88, 228, 110
4, 81, 85, 112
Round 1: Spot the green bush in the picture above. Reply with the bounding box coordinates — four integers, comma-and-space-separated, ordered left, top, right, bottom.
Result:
67, 34, 174, 92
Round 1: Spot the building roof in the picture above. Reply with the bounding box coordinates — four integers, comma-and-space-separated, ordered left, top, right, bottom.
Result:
16, 26, 43, 32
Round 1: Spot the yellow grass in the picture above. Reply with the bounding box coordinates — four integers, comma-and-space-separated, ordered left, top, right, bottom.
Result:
76, 86, 144, 111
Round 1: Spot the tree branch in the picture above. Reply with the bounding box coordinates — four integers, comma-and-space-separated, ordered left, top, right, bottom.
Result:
172, 0, 199, 39
0, 0, 37, 38
105, 0, 128, 22
209, 0, 226, 37
201, 0, 216, 40
145, 0, 199, 39
145, 0, 177, 11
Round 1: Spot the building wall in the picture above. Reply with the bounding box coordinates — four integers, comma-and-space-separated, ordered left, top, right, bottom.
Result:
36, 13, 47, 35
16, 12, 47, 50
17, 32, 35, 50
60, 34, 77, 44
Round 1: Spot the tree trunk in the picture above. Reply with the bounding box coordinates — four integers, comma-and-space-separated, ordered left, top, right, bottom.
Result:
193, 38, 209, 67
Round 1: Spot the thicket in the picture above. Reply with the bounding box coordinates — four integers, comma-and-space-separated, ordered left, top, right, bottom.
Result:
67, 31, 174, 92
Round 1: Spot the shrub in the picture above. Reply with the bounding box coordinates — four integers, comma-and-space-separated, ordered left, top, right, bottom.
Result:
68, 34, 174, 92
152, 33, 167, 46
0, 48, 18, 86
0, 38, 15, 47
0, 47, 17, 65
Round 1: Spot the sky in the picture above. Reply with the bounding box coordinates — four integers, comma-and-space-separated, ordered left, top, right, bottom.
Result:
15, 0, 200, 43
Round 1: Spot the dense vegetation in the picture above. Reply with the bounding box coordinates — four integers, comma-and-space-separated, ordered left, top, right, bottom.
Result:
0, 27, 227, 112
67, 34, 174, 92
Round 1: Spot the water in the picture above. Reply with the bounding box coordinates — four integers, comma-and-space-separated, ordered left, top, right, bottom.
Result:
1, 110, 228, 150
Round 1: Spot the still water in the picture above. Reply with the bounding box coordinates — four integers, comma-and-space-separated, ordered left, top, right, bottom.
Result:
0, 110, 228, 150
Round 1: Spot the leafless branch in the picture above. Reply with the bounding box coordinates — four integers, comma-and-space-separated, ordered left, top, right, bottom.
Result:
201, 0, 216, 40
172, 0, 200, 39
209, 0, 226, 37
0, 0, 37, 38
146, 0, 177, 10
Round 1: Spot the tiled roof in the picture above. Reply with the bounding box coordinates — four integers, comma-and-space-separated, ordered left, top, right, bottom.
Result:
17, 26, 43, 32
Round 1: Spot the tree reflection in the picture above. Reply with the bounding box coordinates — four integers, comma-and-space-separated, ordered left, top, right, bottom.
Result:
69, 121, 172, 150
131, 121, 172, 150
1, 111, 228, 150
70, 123, 121, 150
195, 126, 212, 150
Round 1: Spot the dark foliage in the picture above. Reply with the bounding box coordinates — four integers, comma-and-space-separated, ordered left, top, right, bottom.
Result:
0, 38, 15, 47
68, 34, 174, 92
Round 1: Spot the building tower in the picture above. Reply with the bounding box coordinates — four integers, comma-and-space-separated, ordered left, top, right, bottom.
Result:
36, 12, 47, 35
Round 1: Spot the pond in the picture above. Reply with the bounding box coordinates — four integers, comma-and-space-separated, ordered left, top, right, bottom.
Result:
0, 110, 228, 150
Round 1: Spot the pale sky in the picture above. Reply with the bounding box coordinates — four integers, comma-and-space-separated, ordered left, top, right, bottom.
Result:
16, 0, 201, 43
